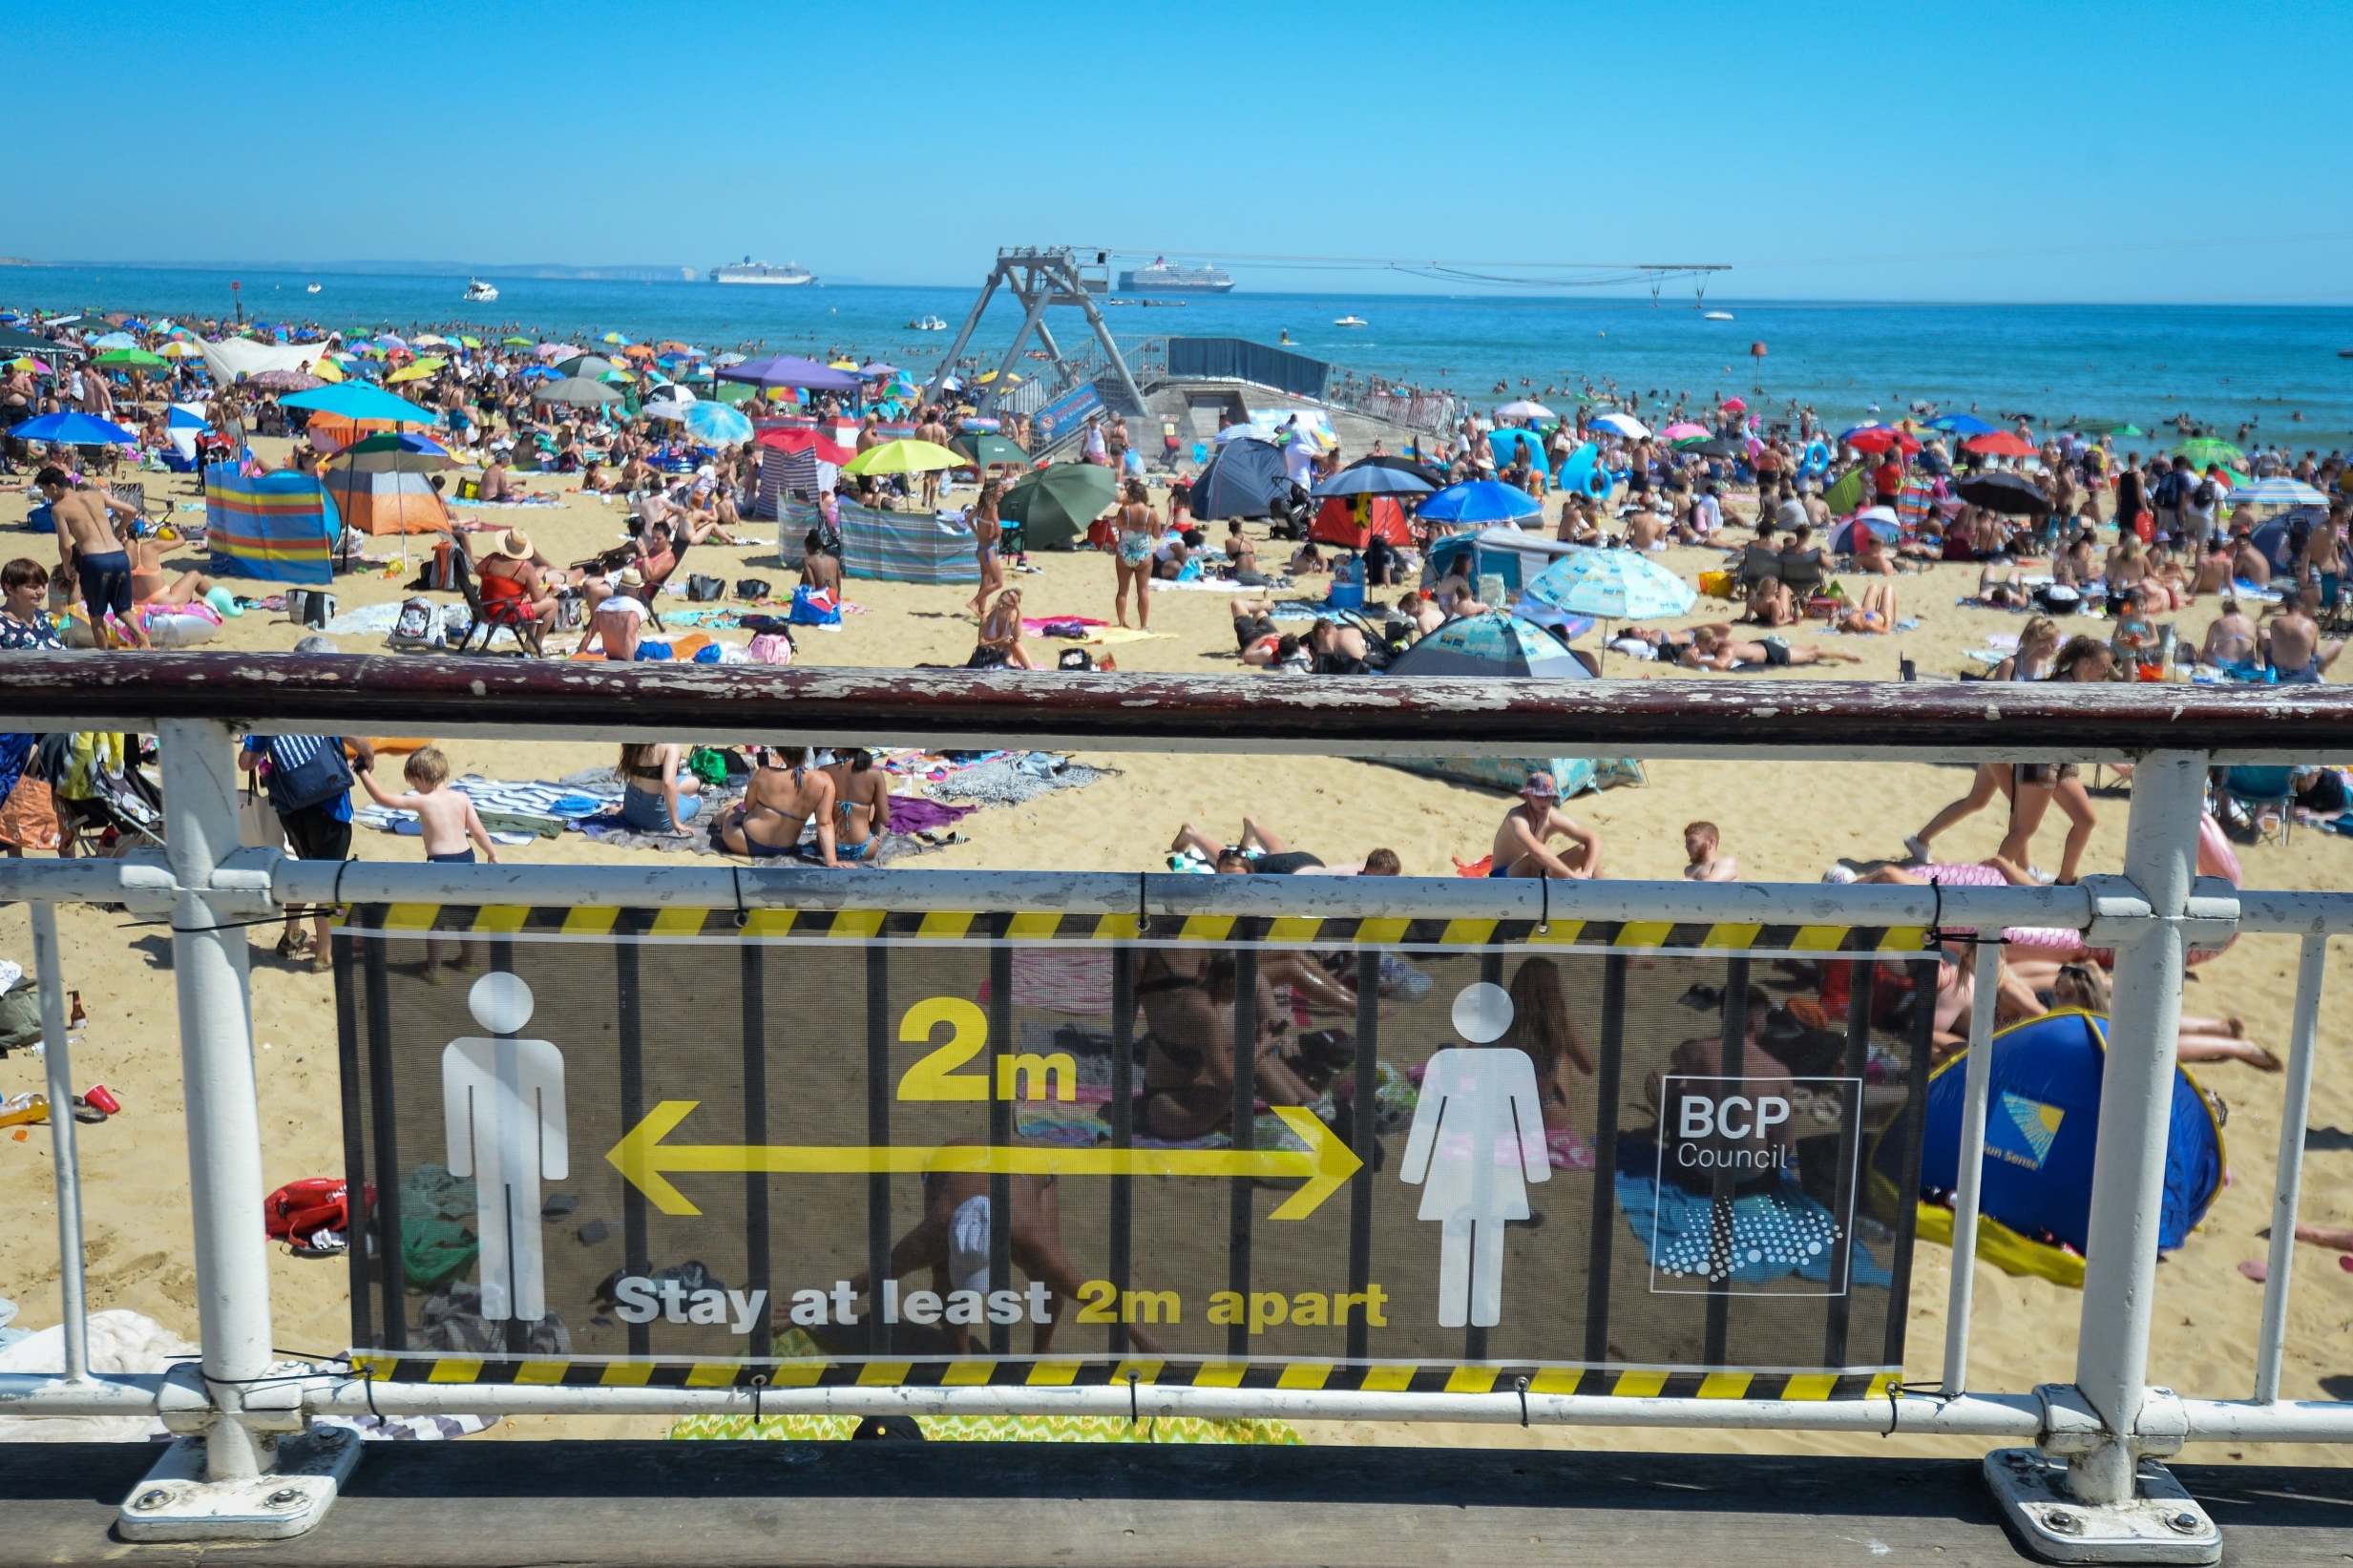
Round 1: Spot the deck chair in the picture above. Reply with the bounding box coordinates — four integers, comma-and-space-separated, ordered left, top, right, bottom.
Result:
451, 545, 547, 657
1778, 549, 1827, 600
2216, 765, 2296, 847
1734, 541, 1783, 591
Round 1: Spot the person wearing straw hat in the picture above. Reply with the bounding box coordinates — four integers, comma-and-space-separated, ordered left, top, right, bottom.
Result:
478, 528, 559, 636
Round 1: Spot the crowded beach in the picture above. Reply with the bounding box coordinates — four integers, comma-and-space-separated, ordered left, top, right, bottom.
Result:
1, 302, 2350, 1456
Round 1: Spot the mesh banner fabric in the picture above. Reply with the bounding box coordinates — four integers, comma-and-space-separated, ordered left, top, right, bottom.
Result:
336, 906, 1931, 1397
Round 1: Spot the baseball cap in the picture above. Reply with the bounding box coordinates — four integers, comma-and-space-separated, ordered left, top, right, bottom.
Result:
1521, 770, 1559, 799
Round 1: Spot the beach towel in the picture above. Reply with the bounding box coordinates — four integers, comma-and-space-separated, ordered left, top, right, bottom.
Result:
930, 753, 1107, 807
1613, 1147, 1892, 1289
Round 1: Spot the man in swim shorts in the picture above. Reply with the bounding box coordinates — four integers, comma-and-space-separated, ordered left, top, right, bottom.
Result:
38, 468, 148, 648
1489, 771, 1602, 879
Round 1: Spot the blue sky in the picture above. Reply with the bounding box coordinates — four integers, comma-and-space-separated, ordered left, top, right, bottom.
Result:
28, 0, 2353, 302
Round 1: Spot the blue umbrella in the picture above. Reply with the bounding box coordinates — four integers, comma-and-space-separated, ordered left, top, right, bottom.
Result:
683, 402, 754, 445
1387, 613, 1594, 679
1418, 479, 1542, 526
167, 404, 210, 430
1929, 413, 1997, 436
278, 383, 439, 424
11, 410, 137, 445
1311, 465, 1434, 499
1523, 547, 1696, 620
716, 353, 861, 391
1829, 508, 1901, 553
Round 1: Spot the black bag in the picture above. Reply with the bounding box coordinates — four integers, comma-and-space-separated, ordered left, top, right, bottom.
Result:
734, 578, 772, 600
685, 574, 725, 602
262, 736, 353, 813
1057, 648, 1094, 671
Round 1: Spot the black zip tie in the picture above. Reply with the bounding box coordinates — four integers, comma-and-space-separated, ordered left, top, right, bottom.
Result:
1882, 1378, 1943, 1437
731, 866, 747, 930
1514, 1374, 1531, 1427
749, 1371, 767, 1424
1125, 1369, 1140, 1427
1537, 875, 1549, 935
1137, 871, 1148, 934
363, 1365, 380, 1422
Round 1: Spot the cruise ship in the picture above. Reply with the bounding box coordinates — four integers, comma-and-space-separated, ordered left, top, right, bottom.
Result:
1115, 257, 1234, 295
710, 258, 814, 285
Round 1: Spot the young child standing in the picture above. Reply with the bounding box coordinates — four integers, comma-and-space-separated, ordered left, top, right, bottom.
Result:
358, 746, 498, 865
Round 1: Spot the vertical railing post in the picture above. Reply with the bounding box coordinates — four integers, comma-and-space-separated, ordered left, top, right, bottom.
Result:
31, 901, 88, 1382
2067, 749, 2205, 1505
2254, 933, 2327, 1404
156, 717, 280, 1482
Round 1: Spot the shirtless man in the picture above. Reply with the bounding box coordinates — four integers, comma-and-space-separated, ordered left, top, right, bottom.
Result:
1490, 771, 1602, 879
2231, 532, 2272, 590
2201, 599, 2258, 667
2299, 513, 2344, 608
1623, 506, 1667, 552
1678, 627, 1861, 670
916, 408, 951, 510
36, 468, 149, 647
2264, 596, 2342, 685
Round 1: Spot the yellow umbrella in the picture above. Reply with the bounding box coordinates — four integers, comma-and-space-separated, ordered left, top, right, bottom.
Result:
158, 341, 204, 360
840, 438, 965, 477
974, 370, 1022, 386
386, 355, 447, 384
458, 335, 483, 349
312, 357, 347, 383
828, 359, 858, 370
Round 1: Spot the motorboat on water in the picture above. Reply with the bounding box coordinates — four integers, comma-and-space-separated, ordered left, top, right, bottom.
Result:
1702, 310, 1733, 321
1334, 315, 1367, 327
906, 315, 947, 331
463, 278, 499, 303
305, 282, 322, 294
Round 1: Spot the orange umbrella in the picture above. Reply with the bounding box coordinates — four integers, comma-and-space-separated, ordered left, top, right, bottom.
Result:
622, 344, 657, 361
305, 413, 400, 455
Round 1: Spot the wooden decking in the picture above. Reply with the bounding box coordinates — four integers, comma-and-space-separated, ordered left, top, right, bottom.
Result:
9, 1441, 2349, 1566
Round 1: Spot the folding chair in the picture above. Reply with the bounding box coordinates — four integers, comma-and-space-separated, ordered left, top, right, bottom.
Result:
2216, 765, 2296, 847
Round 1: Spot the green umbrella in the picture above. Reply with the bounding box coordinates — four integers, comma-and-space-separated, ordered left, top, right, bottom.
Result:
954, 431, 1029, 470
94, 347, 166, 370
2072, 420, 2142, 438
557, 353, 619, 379
1821, 465, 1867, 515
2176, 437, 2244, 469
533, 375, 623, 407
1001, 463, 1119, 550
706, 381, 758, 406
501, 335, 533, 347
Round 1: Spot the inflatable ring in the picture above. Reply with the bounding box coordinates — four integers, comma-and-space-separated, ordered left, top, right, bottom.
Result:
1801, 439, 1830, 476
1583, 467, 1610, 498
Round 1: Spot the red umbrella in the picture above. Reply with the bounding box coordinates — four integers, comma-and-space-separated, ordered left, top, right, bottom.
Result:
1964, 431, 2035, 458
1720, 397, 1747, 412
1846, 427, 1921, 455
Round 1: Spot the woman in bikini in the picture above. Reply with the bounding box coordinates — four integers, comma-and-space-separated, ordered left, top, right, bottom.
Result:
719, 745, 848, 867
968, 478, 1006, 617
128, 524, 222, 609
1112, 479, 1158, 632
974, 587, 1033, 669
617, 742, 702, 836
821, 748, 892, 865
1133, 949, 1318, 1141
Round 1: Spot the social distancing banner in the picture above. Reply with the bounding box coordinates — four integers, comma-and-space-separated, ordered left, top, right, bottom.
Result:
335, 905, 1932, 1398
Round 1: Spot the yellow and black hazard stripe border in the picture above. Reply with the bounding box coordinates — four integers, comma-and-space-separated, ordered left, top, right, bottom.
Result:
348, 1352, 1898, 1401
342, 904, 1928, 956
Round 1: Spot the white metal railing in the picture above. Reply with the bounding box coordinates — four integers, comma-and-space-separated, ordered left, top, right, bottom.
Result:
0, 661, 2344, 1559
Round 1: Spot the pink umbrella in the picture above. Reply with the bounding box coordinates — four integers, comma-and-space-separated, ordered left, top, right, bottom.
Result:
1720, 397, 1748, 413
1662, 421, 1710, 442
535, 342, 578, 360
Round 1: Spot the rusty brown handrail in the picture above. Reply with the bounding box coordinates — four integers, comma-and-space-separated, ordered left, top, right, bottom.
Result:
0, 653, 2344, 760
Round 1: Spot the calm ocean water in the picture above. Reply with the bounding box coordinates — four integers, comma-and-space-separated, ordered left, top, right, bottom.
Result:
11, 264, 2353, 449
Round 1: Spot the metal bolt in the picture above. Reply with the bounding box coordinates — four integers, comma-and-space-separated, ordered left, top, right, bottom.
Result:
2165, 1510, 2203, 1535
131, 1489, 170, 1512
2045, 1508, 2084, 1536
265, 1488, 304, 1510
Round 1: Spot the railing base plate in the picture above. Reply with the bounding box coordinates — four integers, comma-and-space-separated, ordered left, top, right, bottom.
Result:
116, 1427, 359, 1542
1984, 1450, 2218, 1564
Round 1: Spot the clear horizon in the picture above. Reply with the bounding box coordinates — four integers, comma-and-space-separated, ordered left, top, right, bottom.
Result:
21, 0, 2353, 308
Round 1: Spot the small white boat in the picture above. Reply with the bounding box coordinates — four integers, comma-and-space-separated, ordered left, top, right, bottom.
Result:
305, 282, 321, 295
1334, 315, 1367, 327
463, 278, 499, 303
1701, 310, 1733, 322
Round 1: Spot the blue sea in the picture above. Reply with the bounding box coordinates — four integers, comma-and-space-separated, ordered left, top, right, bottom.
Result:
10, 264, 2353, 449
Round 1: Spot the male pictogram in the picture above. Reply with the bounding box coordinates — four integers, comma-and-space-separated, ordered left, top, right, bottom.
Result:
443, 972, 568, 1322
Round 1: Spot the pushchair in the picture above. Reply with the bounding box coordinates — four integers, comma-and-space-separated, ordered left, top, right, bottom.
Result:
36, 733, 165, 859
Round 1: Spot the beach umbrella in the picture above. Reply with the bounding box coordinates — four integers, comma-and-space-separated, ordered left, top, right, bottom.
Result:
1821, 466, 1868, 514
1188, 437, 1294, 520
598, 369, 636, 386
534, 375, 623, 407
1690, 437, 1746, 459
2175, 437, 2245, 469
1000, 463, 1119, 550
2222, 476, 2328, 510
2071, 419, 2142, 438
641, 392, 697, 422
1661, 421, 1711, 444
859, 362, 900, 377
412, 333, 449, 347
557, 353, 619, 379
1312, 464, 1435, 499
840, 438, 963, 477
535, 342, 578, 360
94, 347, 166, 370
1588, 411, 1650, 440
1523, 547, 1695, 621
601, 331, 628, 345
622, 344, 657, 361
501, 335, 533, 347
828, 359, 859, 371
158, 341, 203, 360
1957, 471, 2051, 514
1344, 452, 1447, 489
681, 402, 753, 445
10, 410, 136, 445
1842, 424, 1921, 454
953, 431, 1029, 469
1964, 431, 2036, 458
1929, 413, 1998, 436
91, 330, 137, 350
757, 427, 858, 465
457, 336, 483, 349
1387, 612, 1593, 678
249, 368, 327, 392
385, 356, 447, 384
1720, 397, 1747, 413
167, 404, 210, 431
1496, 399, 1555, 422
281, 383, 439, 424
1418, 479, 1542, 526
1829, 508, 1901, 553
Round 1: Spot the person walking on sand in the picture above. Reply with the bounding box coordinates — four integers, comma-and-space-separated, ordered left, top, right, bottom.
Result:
355, 745, 498, 866
968, 477, 1006, 617
1490, 771, 1602, 879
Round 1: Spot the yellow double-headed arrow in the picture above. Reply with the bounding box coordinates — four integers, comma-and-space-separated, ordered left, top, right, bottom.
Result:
606, 1100, 1361, 1222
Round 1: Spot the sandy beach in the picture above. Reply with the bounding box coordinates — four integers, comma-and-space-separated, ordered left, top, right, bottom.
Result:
0, 442, 2345, 1463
